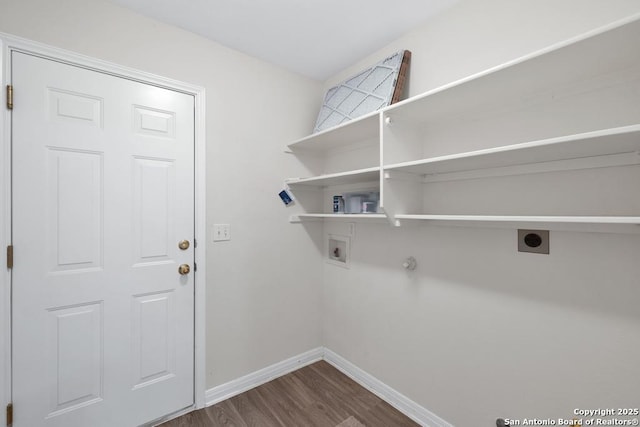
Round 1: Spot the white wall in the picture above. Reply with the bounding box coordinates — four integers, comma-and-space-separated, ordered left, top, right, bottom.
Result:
321, 1, 640, 426
0, 0, 324, 390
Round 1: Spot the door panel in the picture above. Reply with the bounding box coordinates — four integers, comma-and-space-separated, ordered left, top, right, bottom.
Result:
133, 106, 175, 138
47, 148, 104, 271
132, 291, 175, 388
47, 88, 104, 128
46, 302, 104, 416
134, 158, 174, 263
12, 52, 195, 427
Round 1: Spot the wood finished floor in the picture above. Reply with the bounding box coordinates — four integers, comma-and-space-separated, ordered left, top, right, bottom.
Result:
159, 361, 419, 427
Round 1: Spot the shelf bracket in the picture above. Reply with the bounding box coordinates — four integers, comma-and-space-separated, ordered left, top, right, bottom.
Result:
289, 215, 301, 223
383, 170, 422, 182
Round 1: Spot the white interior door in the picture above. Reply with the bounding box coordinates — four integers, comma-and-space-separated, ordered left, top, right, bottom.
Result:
11, 52, 195, 427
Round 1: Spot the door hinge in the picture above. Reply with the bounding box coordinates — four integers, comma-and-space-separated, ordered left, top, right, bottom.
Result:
7, 245, 13, 269
6, 403, 12, 426
6, 85, 13, 110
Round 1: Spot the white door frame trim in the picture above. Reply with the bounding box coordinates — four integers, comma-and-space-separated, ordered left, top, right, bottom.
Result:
0, 33, 207, 415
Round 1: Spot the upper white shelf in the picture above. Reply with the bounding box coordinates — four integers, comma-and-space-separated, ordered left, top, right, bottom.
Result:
286, 167, 380, 187
287, 112, 379, 152
383, 15, 640, 124
383, 125, 640, 175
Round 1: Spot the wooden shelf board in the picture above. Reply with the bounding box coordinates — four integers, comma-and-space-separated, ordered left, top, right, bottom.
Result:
291, 213, 387, 222
286, 167, 380, 187
384, 125, 640, 176
394, 215, 640, 233
395, 214, 640, 224
287, 112, 379, 152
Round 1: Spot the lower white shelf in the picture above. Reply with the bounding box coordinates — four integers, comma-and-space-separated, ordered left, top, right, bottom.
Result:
395, 214, 640, 223
394, 214, 640, 233
288, 213, 640, 232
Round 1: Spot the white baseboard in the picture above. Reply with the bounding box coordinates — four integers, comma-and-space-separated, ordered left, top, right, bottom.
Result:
323, 349, 453, 427
205, 347, 324, 405
204, 347, 452, 427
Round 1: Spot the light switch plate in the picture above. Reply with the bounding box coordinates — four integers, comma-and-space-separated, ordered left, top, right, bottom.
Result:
213, 224, 230, 242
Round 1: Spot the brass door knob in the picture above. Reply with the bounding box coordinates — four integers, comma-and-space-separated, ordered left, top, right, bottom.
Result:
178, 264, 190, 275
178, 240, 190, 250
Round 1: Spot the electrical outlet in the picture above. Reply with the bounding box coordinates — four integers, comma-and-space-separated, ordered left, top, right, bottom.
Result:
213, 224, 230, 242
518, 229, 549, 254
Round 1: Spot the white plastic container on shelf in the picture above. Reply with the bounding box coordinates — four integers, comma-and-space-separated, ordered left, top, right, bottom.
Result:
343, 192, 380, 214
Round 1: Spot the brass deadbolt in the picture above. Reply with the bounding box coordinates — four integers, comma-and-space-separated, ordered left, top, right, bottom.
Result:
178, 264, 190, 275
178, 240, 190, 250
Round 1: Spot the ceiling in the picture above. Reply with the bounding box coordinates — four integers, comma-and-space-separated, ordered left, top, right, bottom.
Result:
106, 0, 459, 80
